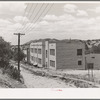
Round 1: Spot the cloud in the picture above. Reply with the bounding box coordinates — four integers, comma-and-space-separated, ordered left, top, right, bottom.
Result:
89, 6, 100, 13
29, 12, 100, 41
0, 19, 12, 27
0, 3, 26, 19
39, 21, 49, 25
77, 10, 88, 16
94, 7, 100, 13
43, 15, 58, 21
63, 4, 78, 13
13, 16, 29, 23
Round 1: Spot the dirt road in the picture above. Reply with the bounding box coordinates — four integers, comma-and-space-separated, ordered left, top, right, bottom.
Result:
21, 67, 74, 88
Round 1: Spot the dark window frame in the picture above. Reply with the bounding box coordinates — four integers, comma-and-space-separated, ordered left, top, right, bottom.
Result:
77, 49, 82, 56
50, 60, 55, 67
38, 58, 42, 64
50, 49, 55, 56
78, 60, 82, 65
38, 49, 41, 54
46, 50, 48, 58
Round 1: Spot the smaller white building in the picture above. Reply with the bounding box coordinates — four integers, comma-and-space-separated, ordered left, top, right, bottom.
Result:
86, 53, 100, 69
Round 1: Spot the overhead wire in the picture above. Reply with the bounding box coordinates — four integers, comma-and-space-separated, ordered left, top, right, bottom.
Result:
20, 3, 38, 33
25, 3, 54, 33
22, 3, 44, 33
20, 3, 34, 30
15, 3, 29, 33
23, 3, 49, 33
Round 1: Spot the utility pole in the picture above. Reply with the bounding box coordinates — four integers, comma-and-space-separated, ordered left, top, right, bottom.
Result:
14, 33, 25, 76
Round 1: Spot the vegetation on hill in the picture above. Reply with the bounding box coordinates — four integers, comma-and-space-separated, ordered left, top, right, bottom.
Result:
0, 37, 25, 81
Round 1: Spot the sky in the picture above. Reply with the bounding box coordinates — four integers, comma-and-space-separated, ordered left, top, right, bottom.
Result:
1, 2, 100, 45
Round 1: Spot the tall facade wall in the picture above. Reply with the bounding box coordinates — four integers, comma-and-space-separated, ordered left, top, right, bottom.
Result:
86, 54, 100, 69
23, 39, 86, 70
30, 41, 45, 67
48, 43, 56, 70
45, 41, 49, 68
56, 42, 85, 69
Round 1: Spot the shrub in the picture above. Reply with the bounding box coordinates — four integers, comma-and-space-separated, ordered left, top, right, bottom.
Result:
4, 65, 20, 80
13, 50, 26, 62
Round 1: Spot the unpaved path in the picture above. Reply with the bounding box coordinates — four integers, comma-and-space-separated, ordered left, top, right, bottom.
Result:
21, 67, 74, 88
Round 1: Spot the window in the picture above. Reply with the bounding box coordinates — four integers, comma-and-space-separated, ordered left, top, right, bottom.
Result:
34, 57, 36, 62
38, 49, 41, 54
50, 60, 55, 67
33, 57, 35, 61
50, 49, 55, 56
78, 60, 82, 65
31, 48, 33, 53
77, 49, 82, 56
35, 48, 37, 53
32, 48, 35, 53
31, 56, 34, 61
46, 50, 48, 58
38, 58, 42, 64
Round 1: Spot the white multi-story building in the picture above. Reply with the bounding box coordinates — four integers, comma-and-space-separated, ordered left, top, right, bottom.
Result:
30, 40, 45, 67
23, 39, 86, 70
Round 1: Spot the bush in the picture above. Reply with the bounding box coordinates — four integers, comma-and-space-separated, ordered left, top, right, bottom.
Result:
13, 50, 26, 62
4, 65, 20, 80
0, 37, 13, 68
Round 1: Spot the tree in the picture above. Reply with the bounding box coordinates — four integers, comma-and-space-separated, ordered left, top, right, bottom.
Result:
0, 37, 12, 68
13, 49, 26, 62
92, 44, 100, 53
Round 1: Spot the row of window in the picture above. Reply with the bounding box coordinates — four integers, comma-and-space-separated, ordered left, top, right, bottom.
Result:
31, 56, 42, 64
31, 48, 42, 54
31, 57, 82, 67
50, 60, 82, 67
30, 48, 83, 67
31, 48, 55, 58
31, 47, 82, 56
31, 48, 82, 56
31, 56, 55, 67
49, 49, 82, 56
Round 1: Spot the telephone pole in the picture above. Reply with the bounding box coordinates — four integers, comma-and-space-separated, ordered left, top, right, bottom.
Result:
14, 33, 25, 76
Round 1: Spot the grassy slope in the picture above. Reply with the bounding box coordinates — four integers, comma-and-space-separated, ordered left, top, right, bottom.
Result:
0, 69, 26, 88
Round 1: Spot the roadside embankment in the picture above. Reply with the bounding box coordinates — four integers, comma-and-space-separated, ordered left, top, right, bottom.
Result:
0, 68, 26, 88
20, 62, 100, 88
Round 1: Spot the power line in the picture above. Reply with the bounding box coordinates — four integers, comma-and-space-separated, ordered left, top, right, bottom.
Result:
25, 3, 54, 33
15, 3, 29, 33
23, 3, 49, 33
21, 3, 34, 29
22, 3, 44, 33
20, 3, 37, 32
22, 4, 38, 30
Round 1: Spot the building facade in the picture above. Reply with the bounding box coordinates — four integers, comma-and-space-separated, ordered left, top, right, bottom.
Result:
45, 40, 85, 70
22, 42, 31, 64
23, 39, 86, 70
86, 53, 100, 70
30, 40, 45, 67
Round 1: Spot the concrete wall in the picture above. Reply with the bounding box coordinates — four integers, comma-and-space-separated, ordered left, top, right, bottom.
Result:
30, 42, 35, 64
86, 54, 100, 69
56, 42, 85, 70
27, 48, 30, 63
49, 43, 56, 70
30, 41, 45, 67
45, 41, 49, 68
